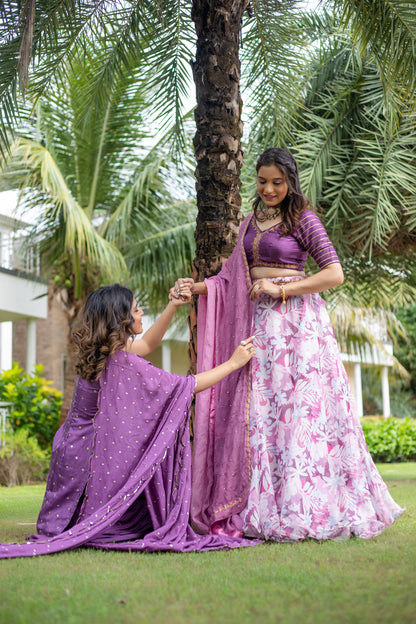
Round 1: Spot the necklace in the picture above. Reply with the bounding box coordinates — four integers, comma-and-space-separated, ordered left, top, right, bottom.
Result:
256, 203, 281, 222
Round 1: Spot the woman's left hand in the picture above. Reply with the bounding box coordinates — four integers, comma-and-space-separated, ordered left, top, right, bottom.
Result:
249, 279, 281, 301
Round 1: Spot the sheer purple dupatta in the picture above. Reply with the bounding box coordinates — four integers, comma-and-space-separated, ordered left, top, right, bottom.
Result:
191, 214, 255, 534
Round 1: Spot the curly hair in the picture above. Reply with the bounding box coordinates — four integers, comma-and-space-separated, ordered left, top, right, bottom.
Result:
252, 148, 312, 235
72, 284, 136, 381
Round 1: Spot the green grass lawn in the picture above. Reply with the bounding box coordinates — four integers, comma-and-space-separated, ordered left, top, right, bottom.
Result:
0, 463, 415, 624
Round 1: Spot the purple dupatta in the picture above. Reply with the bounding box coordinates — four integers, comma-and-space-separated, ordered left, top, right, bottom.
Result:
191, 214, 255, 534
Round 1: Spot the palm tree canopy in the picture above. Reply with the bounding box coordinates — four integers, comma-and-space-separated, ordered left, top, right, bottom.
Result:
2, 0, 416, 149
241, 7, 416, 260
0, 40, 197, 305
2, 0, 416, 316
0, 0, 196, 156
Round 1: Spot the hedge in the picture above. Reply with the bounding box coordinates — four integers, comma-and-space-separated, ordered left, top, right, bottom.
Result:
0, 363, 62, 449
0, 428, 50, 486
361, 417, 416, 462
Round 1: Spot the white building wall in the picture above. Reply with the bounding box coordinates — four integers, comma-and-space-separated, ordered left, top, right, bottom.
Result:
0, 322, 12, 371
0, 199, 48, 373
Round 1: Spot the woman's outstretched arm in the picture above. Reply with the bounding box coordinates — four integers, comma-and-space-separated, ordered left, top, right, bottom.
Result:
127, 286, 192, 357
194, 337, 255, 393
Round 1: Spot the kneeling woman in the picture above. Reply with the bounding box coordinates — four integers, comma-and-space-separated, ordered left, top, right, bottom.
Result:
0, 284, 256, 558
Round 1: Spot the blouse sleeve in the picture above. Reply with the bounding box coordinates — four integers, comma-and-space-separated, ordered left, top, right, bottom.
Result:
295, 210, 340, 269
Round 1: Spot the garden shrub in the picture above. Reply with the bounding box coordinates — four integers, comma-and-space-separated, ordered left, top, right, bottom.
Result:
0, 363, 62, 449
361, 417, 416, 462
0, 428, 50, 486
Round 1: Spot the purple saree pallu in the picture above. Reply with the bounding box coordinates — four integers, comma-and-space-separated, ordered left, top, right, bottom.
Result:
0, 351, 257, 558
192, 213, 404, 540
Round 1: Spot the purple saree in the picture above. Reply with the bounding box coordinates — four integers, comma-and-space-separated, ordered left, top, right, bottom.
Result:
0, 351, 257, 558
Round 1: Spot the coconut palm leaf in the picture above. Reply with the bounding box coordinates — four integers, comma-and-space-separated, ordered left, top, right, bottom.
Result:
244, 9, 416, 261
1, 37, 198, 312
0, 0, 196, 156
328, 298, 409, 379
0, 0, 99, 146
324, 254, 415, 380
103, 112, 197, 312
345, 118, 416, 254
1, 137, 127, 296
326, 253, 416, 311
125, 198, 197, 314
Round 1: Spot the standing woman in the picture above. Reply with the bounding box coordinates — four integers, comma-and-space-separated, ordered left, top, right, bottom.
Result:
0, 284, 256, 558
172, 147, 403, 541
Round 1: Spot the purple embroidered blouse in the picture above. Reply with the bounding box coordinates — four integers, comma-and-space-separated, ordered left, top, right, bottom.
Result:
244, 209, 339, 271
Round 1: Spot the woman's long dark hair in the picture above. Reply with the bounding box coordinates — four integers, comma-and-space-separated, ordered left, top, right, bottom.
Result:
72, 284, 136, 381
252, 147, 312, 235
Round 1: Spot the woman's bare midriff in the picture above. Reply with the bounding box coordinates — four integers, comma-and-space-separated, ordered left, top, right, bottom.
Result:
250, 267, 305, 279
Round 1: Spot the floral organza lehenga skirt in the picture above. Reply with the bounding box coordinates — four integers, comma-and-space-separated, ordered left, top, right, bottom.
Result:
240, 277, 403, 541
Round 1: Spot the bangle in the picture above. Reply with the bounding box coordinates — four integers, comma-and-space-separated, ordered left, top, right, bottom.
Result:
280, 284, 287, 305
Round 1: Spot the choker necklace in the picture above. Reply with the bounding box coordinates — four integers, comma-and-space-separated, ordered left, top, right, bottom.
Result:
256, 203, 282, 222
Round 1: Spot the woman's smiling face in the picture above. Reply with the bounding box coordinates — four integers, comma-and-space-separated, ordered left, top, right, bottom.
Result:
256, 164, 289, 208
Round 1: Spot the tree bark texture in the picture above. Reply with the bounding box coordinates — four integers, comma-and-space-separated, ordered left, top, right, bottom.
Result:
191, 0, 248, 278
189, 0, 249, 383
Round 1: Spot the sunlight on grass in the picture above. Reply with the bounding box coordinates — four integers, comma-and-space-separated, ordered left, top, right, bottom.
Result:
0, 464, 415, 624
377, 463, 416, 480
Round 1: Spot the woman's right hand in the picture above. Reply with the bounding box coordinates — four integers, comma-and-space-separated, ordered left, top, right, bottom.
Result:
229, 337, 255, 370
169, 277, 195, 301
194, 336, 255, 393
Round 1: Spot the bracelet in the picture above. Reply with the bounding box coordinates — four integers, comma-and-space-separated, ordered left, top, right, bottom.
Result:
280, 284, 287, 305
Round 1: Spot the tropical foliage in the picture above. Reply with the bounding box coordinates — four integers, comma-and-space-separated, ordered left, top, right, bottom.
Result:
0, 40, 197, 306
0, 38, 199, 412
0, 427, 50, 486
0, 363, 62, 449
361, 417, 416, 462
242, 7, 416, 257
394, 303, 416, 399
2, 2, 416, 274
0, 0, 196, 154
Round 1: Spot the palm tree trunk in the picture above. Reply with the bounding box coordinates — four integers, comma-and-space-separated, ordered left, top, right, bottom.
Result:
190, 0, 248, 377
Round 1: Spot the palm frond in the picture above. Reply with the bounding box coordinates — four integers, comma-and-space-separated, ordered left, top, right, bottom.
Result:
126, 198, 197, 314
103, 149, 197, 314
325, 253, 416, 311
0, 0, 196, 158
1, 137, 127, 291
243, 10, 416, 260
138, 0, 195, 155
104, 109, 196, 242
0, 0, 106, 147
348, 116, 416, 254
240, 0, 312, 148
328, 299, 409, 380
335, 0, 416, 105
